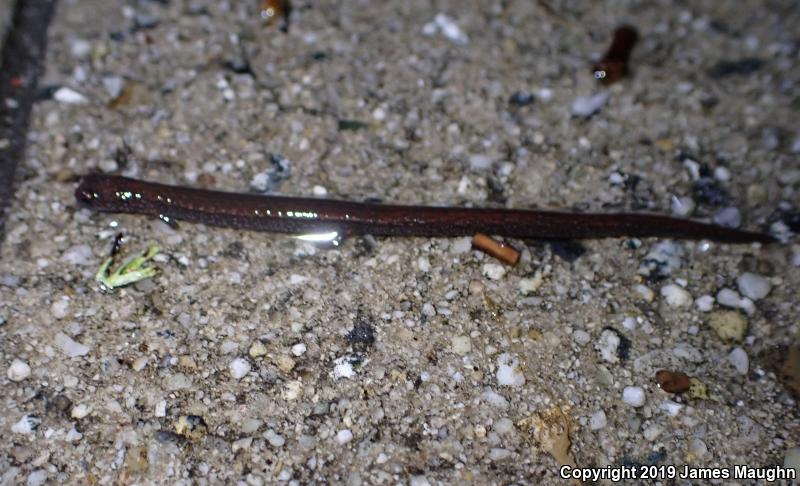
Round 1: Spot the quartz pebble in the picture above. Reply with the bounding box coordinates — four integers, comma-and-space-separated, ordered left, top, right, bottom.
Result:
7, 359, 31, 381
671, 196, 696, 217
661, 283, 692, 307
229, 358, 251, 379
713, 207, 742, 228
71, 403, 91, 419
11, 415, 40, 434
291, 343, 307, 356
482, 263, 506, 280
728, 347, 749, 374
736, 272, 771, 300
595, 329, 621, 363
589, 410, 607, 430
335, 429, 353, 445
571, 91, 609, 117
695, 294, 714, 312
622, 386, 646, 407
496, 354, 525, 387
55, 332, 90, 357
54, 87, 89, 105
264, 429, 286, 447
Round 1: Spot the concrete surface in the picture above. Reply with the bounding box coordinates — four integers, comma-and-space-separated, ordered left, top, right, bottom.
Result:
1, 0, 799, 484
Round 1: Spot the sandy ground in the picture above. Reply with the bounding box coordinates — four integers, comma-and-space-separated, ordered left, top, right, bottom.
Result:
1, 0, 799, 484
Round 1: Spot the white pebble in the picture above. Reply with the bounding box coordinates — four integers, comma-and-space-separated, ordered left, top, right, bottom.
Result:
264, 429, 286, 447
26, 470, 48, 486
11, 415, 40, 434
50, 298, 70, 319
54, 87, 88, 105
55, 332, 90, 357
333, 356, 356, 379
595, 329, 621, 363
69, 39, 91, 58
622, 386, 646, 407
643, 424, 663, 441
71, 403, 91, 419
713, 166, 731, 181
713, 207, 742, 228
688, 438, 708, 459
155, 400, 167, 417
496, 353, 525, 387
291, 343, 307, 356
7, 359, 31, 381
65, 428, 83, 442
573, 330, 591, 346
661, 283, 692, 307
659, 400, 683, 417
482, 263, 506, 280
489, 448, 512, 461
229, 358, 251, 379
634, 284, 655, 302
423, 13, 469, 44
695, 294, 714, 312
589, 410, 607, 430
670, 196, 696, 217
728, 347, 749, 375
571, 91, 609, 117
494, 417, 514, 434
451, 237, 472, 253
736, 272, 771, 300
481, 389, 509, 409
335, 429, 353, 445
102, 76, 124, 98
468, 154, 492, 171
519, 272, 543, 294
716, 288, 742, 307
417, 256, 431, 272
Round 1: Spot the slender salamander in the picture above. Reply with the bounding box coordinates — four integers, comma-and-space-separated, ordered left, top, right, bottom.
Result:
75, 174, 774, 244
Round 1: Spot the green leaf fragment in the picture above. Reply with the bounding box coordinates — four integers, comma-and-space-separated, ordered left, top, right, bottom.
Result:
95, 244, 159, 291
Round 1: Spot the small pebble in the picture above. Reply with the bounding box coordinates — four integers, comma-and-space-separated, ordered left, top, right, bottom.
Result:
496, 354, 525, 387
661, 283, 692, 307
71, 403, 91, 419
695, 294, 714, 312
7, 359, 31, 381
26, 470, 48, 486
489, 448, 512, 461
736, 272, 771, 300
589, 410, 607, 430
728, 347, 749, 374
229, 358, 251, 379
688, 438, 708, 460
713, 207, 742, 228
451, 336, 472, 355
335, 429, 353, 445
622, 386, 646, 407
518, 272, 543, 294
709, 310, 748, 343
264, 429, 286, 447
573, 330, 591, 346
54, 87, 89, 105
670, 196, 696, 217
482, 263, 507, 280
249, 341, 267, 358
571, 91, 609, 117
333, 356, 356, 379
291, 343, 307, 356
55, 332, 90, 357
643, 424, 663, 441
595, 329, 621, 363
634, 284, 655, 302
155, 400, 167, 417
659, 400, 683, 417
11, 415, 40, 434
